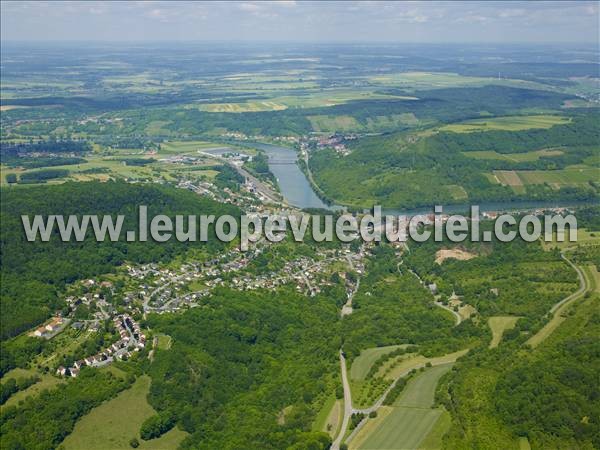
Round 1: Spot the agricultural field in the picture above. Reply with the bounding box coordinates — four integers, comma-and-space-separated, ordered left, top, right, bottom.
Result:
351, 364, 454, 450
308, 115, 361, 133
0, 140, 234, 186
368, 72, 553, 93
196, 89, 417, 114
439, 115, 570, 133
380, 350, 468, 382
309, 111, 421, 133
434, 248, 477, 265
350, 345, 405, 381
542, 228, 600, 251
200, 101, 288, 113
61, 375, 188, 450
517, 167, 599, 185
464, 148, 564, 162
418, 410, 452, 450
491, 167, 599, 192
584, 265, 600, 293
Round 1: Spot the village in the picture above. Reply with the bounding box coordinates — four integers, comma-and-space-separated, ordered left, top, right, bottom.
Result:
28, 226, 370, 380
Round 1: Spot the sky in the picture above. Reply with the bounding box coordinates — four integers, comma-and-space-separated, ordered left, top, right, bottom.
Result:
1, 1, 599, 44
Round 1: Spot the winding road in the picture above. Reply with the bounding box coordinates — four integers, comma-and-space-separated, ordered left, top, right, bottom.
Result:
400, 259, 462, 326
551, 253, 587, 314
526, 252, 588, 348
332, 348, 467, 449
434, 301, 462, 326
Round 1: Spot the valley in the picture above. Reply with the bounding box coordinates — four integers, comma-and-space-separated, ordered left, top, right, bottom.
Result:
1, 39, 599, 450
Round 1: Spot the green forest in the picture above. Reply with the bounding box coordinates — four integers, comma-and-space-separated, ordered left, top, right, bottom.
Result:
0, 181, 238, 341
310, 112, 600, 209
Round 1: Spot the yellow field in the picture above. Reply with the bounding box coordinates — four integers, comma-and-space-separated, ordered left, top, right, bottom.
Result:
0, 105, 31, 111
440, 115, 570, 133
381, 349, 469, 381
493, 170, 523, 186
464, 149, 564, 162
200, 101, 288, 113
488, 316, 520, 349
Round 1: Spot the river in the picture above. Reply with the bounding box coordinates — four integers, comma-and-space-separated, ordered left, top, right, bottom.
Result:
253, 142, 596, 214
252, 142, 330, 210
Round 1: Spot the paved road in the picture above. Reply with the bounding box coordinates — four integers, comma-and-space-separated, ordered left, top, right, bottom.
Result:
550, 253, 586, 314
333, 353, 463, 449
401, 260, 461, 325
434, 301, 462, 326
527, 253, 588, 347
331, 351, 353, 450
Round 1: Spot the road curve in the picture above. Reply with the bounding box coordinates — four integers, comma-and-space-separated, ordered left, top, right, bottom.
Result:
551, 253, 586, 314
434, 301, 462, 326
526, 253, 588, 347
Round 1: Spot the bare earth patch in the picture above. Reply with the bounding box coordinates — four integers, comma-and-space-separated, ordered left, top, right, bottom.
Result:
435, 248, 477, 265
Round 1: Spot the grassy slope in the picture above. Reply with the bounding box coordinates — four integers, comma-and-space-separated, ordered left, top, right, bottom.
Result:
60, 375, 188, 450
526, 260, 590, 348
488, 316, 520, 349
3, 373, 65, 407
439, 115, 569, 133
350, 345, 403, 381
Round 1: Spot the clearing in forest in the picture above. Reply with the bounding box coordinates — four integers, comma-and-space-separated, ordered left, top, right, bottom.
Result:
488, 316, 520, 348
435, 248, 477, 265
61, 375, 188, 450
439, 115, 570, 133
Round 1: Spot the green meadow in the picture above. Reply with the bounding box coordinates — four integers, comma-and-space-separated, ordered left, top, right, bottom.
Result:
354, 364, 454, 450
61, 376, 188, 450
350, 345, 404, 381
440, 115, 570, 133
